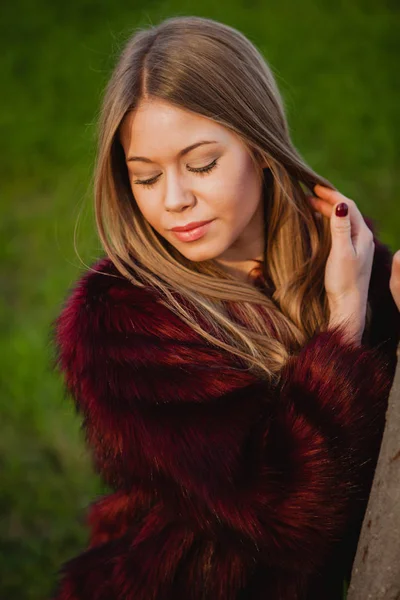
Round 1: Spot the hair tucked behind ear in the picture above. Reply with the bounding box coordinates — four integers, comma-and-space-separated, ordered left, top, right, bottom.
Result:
84, 15, 367, 383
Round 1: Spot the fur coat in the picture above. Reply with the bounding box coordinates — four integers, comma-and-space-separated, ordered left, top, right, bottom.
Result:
50, 217, 399, 600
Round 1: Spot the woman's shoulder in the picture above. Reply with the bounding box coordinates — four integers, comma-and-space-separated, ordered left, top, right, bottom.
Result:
52, 256, 198, 348
66, 256, 158, 309
51, 257, 257, 409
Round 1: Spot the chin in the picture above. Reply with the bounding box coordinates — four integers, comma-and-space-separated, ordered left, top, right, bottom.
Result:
178, 249, 218, 262
175, 243, 226, 263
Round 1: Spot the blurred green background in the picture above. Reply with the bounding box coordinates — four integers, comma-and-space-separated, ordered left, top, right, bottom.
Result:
1, 1, 399, 598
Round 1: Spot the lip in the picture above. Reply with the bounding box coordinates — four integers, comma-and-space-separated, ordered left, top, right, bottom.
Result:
171, 220, 214, 243
171, 219, 214, 232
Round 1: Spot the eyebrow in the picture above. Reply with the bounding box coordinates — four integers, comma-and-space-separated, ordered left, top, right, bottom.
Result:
126, 140, 219, 164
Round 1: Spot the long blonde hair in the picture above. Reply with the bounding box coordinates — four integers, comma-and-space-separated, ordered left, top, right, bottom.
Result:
91, 15, 348, 383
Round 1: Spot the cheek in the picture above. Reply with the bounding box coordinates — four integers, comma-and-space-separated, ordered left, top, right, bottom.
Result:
133, 195, 161, 229
216, 166, 259, 219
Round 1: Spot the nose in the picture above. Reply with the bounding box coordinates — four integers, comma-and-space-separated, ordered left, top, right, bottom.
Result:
164, 171, 195, 212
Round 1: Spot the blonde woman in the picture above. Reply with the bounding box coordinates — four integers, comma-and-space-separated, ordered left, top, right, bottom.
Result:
50, 16, 400, 600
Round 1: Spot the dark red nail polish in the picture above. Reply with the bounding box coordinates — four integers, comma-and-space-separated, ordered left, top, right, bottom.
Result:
336, 202, 348, 217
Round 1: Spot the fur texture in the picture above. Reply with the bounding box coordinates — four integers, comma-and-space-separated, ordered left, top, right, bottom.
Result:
50, 217, 399, 599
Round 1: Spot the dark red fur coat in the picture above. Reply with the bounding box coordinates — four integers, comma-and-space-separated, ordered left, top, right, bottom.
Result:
50, 217, 399, 600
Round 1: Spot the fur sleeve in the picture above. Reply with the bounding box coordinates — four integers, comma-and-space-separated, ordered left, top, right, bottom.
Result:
278, 222, 399, 585
280, 217, 399, 482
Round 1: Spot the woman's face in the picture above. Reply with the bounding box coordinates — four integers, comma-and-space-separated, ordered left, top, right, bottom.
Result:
119, 98, 268, 276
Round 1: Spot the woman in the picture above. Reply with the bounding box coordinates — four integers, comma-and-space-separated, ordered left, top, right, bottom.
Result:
50, 15, 400, 600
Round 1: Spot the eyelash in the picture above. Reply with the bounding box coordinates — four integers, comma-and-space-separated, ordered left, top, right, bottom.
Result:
134, 159, 219, 189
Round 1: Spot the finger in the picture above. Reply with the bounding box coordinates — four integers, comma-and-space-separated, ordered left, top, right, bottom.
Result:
329, 200, 355, 255
306, 196, 332, 218
390, 250, 400, 311
313, 185, 369, 247
308, 194, 371, 254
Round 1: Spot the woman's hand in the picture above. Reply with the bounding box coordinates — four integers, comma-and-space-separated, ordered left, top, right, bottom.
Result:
307, 184, 376, 345
390, 250, 400, 311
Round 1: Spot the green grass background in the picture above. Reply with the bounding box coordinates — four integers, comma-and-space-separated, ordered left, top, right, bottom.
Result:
1, 1, 399, 598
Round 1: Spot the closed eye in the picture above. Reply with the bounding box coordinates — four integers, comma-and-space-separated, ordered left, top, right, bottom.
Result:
133, 159, 219, 189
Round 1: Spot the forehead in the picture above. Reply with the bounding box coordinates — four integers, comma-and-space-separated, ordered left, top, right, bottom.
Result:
119, 98, 235, 157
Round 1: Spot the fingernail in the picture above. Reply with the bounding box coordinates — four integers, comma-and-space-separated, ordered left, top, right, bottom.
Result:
335, 202, 348, 217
